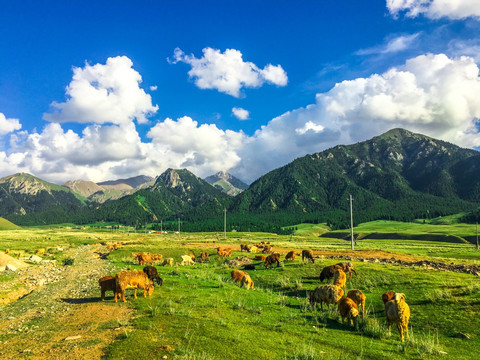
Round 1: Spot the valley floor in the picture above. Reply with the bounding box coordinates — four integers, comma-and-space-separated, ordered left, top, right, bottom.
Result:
0, 229, 479, 359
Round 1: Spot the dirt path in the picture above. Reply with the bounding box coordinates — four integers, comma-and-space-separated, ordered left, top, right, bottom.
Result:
184, 242, 480, 275
0, 245, 133, 360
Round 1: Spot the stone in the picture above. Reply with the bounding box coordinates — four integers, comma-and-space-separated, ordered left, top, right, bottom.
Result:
6, 264, 17, 272
28, 255, 43, 263
64, 335, 82, 341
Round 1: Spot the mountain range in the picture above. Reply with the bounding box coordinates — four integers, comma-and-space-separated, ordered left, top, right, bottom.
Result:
63, 175, 154, 203
204, 171, 248, 196
1, 128, 479, 229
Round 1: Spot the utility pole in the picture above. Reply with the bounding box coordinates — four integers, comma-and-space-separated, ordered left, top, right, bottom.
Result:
178, 218, 180, 237
160, 220, 163, 234
349, 194, 354, 250
224, 208, 227, 240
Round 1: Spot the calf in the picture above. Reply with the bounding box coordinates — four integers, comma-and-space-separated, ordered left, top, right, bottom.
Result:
338, 297, 360, 328
99, 275, 116, 301
231, 269, 254, 289
143, 266, 163, 286
347, 289, 366, 317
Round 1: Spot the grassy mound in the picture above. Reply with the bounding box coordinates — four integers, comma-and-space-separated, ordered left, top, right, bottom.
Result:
0, 217, 20, 230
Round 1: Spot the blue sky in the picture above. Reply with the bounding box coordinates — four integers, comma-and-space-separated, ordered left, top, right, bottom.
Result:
1, 0, 480, 184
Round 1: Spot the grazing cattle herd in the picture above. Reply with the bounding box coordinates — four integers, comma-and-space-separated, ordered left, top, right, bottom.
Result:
99, 243, 411, 342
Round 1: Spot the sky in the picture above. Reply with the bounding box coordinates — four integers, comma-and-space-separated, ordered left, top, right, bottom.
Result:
1, 0, 480, 184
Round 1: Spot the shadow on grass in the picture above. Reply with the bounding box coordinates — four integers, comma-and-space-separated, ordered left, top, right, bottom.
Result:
61, 297, 103, 304
303, 313, 356, 332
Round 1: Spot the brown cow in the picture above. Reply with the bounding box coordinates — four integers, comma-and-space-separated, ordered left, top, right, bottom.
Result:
285, 250, 296, 261
114, 270, 154, 303
319, 265, 342, 283
264, 253, 280, 269
302, 249, 315, 263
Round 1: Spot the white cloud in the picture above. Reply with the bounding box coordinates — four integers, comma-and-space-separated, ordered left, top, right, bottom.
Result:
448, 39, 480, 63
150, 85, 158, 91
387, 0, 480, 20
261, 64, 288, 86
295, 121, 325, 135
3, 53, 480, 186
0, 113, 22, 136
171, 47, 288, 97
147, 116, 245, 176
233, 53, 480, 182
232, 107, 250, 120
43, 56, 158, 125
356, 33, 420, 55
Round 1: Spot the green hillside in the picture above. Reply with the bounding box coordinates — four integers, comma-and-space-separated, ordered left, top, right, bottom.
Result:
229, 128, 479, 228
0, 217, 20, 230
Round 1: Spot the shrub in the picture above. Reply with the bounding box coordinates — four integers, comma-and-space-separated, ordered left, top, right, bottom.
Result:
62, 257, 75, 266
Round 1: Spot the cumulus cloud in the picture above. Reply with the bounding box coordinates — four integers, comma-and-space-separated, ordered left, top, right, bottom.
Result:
147, 116, 245, 175
387, 0, 480, 20
0, 113, 22, 136
356, 33, 420, 55
295, 121, 325, 135
43, 56, 158, 125
0, 114, 248, 183
2, 53, 480, 185
171, 47, 288, 97
150, 85, 158, 91
232, 53, 480, 182
232, 107, 250, 120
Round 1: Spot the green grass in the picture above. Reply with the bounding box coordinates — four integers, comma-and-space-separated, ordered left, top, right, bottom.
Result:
103, 248, 480, 360
337, 220, 476, 237
0, 216, 21, 230
1, 224, 480, 359
288, 223, 331, 237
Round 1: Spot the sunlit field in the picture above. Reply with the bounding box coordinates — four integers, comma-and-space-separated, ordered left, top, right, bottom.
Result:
1, 225, 479, 359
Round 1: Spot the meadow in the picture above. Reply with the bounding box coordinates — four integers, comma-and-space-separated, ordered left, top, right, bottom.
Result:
0, 224, 479, 359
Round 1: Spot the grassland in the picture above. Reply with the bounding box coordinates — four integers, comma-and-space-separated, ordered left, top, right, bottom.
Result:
0, 216, 21, 230
0, 225, 479, 359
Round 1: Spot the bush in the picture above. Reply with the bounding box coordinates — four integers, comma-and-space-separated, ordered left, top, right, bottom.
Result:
62, 257, 75, 266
